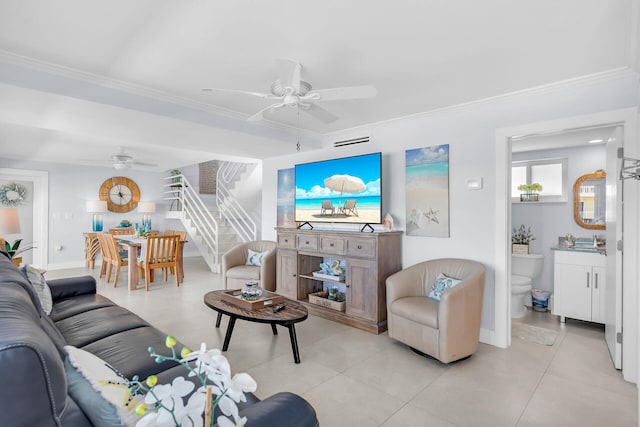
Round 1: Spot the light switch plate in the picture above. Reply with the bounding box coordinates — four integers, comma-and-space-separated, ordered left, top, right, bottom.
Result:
466, 177, 483, 190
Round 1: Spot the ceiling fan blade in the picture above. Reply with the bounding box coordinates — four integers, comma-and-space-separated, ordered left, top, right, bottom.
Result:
202, 87, 279, 100
247, 102, 287, 122
132, 161, 158, 167
275, 58, 301, 93
305, 85, 377, 102
301, 103, 338, 124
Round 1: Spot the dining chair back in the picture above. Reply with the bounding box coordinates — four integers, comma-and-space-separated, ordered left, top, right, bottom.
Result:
137, 235, 180, 291
95, 232, 110, 279
103, 233, 128, 287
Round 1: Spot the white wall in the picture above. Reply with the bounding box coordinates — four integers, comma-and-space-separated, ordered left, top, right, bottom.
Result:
262, 74, 639, 335
512, 144, 606, 295
0, 158, 187, 269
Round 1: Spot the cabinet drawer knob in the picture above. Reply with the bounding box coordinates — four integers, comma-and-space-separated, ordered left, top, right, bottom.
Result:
330, 243, 334, 247
284, 239, 288, 242
305, 241, 309, 245
357, 245, 363, 249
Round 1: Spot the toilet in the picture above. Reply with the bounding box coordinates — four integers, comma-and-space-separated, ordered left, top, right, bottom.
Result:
511, 253, 544, 318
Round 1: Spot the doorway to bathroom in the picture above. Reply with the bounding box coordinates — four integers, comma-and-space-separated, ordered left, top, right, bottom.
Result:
495, 108, 638, 383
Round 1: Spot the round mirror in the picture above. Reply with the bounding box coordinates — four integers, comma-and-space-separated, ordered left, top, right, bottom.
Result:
573, 170, 606, 230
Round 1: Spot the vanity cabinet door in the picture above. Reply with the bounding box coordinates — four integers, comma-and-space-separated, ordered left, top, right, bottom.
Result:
591, 266, 606, 324
554, 263, 592, 322
276, 249, 298, 300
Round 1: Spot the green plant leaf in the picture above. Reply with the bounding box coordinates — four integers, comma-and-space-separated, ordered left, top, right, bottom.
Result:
10, 239, 22, 252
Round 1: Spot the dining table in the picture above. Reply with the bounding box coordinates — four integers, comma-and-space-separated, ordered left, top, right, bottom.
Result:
116, 237, 186, 290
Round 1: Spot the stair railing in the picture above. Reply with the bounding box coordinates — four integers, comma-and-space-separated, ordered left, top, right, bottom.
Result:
163, 174, 218, 270
216, 161, 257, 243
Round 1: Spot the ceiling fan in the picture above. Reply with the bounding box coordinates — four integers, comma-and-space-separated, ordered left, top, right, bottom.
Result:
202, 58, 377, 124
87, 147, 158, 170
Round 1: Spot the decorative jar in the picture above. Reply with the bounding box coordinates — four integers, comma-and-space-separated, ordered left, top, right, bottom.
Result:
241, 280, 263, 301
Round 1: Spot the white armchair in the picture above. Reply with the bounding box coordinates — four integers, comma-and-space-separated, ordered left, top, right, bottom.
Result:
222, 241, 277, 291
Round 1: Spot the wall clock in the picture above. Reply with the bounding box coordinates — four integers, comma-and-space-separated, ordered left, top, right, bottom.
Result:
99, 177, 141, 213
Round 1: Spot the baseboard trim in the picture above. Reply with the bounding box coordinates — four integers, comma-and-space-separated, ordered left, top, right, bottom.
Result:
47, 260, 86, 271
480, 327, 504, 348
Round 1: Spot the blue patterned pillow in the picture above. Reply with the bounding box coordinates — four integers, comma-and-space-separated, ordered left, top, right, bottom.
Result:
428, 273, 462, 302
246, 249, 268, 267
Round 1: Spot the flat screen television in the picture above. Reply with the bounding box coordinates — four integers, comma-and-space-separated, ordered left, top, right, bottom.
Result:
295, 152, 382, 226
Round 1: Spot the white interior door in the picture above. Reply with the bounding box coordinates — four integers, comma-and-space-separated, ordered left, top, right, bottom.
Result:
605, 126, 622, 369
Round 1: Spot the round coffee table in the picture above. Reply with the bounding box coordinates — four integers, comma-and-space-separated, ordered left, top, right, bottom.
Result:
203, 290, 308, 363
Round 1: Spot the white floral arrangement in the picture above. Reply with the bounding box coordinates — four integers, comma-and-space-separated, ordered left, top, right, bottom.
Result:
129, 336, 256, 427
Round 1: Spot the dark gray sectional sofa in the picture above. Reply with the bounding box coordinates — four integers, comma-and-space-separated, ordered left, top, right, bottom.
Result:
0, 250, 318, 426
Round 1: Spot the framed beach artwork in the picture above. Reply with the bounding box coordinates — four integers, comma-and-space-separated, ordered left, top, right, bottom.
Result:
277, 168, 296, 227
405, 144, 450, 237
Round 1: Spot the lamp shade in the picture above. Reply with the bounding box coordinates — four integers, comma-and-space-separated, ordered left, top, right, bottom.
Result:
86, 200, 107, 213
0, 207, 21, 234
137, 202, 156, 213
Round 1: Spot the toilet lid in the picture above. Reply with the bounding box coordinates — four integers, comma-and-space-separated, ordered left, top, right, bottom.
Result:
512, 274, 532, 286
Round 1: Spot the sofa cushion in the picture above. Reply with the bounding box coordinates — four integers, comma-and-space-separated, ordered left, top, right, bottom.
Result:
50, 293, 117, 322
0, 286, 67, 426
227, 265, 260, 280
0, 251, 43, 314
390, 296, 439, 328
21, 264, 53, 314
65, 345, 140, 427
82, 326, 182, 379
56, 306, 150, 347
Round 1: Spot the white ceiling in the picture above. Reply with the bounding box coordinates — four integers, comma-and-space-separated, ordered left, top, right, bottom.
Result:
0, 0, 637, 171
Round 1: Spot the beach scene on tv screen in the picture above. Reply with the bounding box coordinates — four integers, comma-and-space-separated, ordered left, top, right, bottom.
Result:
295, 153, 381, 224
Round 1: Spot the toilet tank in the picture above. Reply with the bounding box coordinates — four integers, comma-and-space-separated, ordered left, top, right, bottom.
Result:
512, 253, 544, 279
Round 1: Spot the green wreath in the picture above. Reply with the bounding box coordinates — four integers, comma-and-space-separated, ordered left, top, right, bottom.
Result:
0, 182, 27, 207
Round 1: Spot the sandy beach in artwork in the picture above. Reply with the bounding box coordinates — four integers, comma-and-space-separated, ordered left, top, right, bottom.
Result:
295, 206, 381, 224
405, 187, 449, 236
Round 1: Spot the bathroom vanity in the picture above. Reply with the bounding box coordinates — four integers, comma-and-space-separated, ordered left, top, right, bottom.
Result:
552, 248, 606, 324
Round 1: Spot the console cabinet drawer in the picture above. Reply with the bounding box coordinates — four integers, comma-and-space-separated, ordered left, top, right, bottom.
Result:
347, 238, 376, 258
278, 234, 296, 249
320, 237, 346, 254
297, 235, 318, 251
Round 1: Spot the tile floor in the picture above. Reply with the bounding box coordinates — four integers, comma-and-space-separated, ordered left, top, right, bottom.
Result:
48, 257, 638, 426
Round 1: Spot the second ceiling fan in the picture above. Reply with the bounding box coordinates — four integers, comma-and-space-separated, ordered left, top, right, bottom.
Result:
203, 58, 377, 124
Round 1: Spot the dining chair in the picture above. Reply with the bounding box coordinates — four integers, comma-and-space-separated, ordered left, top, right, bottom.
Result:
103, 233, 128, 287
95, 232, 110, 279
137, 235, 180, 291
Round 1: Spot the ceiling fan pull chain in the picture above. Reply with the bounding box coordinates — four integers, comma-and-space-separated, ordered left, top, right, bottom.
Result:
296, 106, 301, 151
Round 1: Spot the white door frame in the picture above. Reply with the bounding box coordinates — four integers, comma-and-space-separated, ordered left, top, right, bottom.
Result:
0, 168, 48, 268
494, 108, 638, 382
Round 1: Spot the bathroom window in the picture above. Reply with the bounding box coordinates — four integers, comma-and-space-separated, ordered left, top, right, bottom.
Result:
512, 158, 568, 203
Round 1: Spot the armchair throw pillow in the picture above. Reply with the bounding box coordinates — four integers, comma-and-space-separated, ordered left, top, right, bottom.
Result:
246, 249, 269, 267
428, 273, 463, 302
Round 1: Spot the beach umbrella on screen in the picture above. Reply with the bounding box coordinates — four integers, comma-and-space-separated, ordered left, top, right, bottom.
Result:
324, 174, 366, 201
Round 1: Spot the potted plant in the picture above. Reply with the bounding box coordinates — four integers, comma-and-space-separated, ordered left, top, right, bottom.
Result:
4, 239, 35, 267
512, 225, 535, 254
517, 182, 543, 202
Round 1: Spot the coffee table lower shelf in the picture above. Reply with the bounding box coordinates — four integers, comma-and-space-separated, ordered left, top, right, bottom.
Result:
299, 299, 387, 335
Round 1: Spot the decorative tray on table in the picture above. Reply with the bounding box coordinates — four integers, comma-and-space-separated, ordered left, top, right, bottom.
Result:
219, 289, 284, 311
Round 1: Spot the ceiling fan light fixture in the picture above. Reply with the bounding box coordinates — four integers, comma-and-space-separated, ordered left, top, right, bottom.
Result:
113, 162, 130, 170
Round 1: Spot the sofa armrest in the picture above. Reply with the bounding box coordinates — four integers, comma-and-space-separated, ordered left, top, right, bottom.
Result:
47, 275, 96, 301
222, 244, 247, 289
237, 392, 318, 427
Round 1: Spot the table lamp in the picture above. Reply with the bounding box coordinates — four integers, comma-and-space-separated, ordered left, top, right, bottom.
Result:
0, 207, 21, 250
86, 201, 107, 232
138, 202, 156, 231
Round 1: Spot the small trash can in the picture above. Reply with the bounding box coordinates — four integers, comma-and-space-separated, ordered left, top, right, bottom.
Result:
531, 289, 551, 312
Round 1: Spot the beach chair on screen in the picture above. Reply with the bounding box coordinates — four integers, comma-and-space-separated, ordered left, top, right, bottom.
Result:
340, 199, 358, 216
321, 200, 335, 216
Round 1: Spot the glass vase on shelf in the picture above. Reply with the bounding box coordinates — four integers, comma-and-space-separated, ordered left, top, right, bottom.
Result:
241, 280, 263, 301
